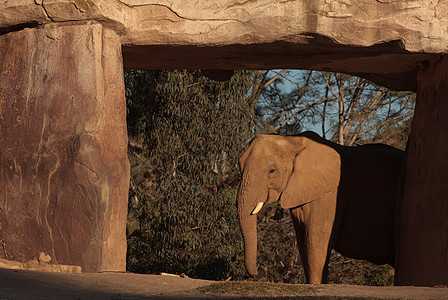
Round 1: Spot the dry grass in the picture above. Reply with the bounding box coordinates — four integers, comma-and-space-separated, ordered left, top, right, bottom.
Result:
196, 281, 389, 299
199, 281, 318, 298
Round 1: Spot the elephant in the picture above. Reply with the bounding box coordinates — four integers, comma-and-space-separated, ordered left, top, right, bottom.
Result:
237, 131, 404, 284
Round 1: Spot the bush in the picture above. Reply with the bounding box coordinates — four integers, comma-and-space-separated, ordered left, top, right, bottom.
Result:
125, 70, 257, 280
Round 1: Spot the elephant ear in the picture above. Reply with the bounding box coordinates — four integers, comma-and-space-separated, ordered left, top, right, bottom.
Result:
280, 138, 341, 209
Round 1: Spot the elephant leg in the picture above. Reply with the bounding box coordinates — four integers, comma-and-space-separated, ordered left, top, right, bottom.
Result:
290, 191, 337, 284
291, 214, 312, 282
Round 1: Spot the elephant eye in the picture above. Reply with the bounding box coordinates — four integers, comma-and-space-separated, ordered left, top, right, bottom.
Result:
269, 169, 276, 174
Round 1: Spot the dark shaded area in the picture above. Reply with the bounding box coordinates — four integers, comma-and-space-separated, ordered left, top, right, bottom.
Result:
122, 38, 434, 92
0, 268, 205, 299
0, 268, 447, 299
0, 22, 39, 36
201, 69, 235, 81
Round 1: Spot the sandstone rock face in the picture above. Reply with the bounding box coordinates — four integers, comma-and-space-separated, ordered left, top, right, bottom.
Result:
0, 22, 129, 272
3, 0, 446, 52
1, 0, 447, 91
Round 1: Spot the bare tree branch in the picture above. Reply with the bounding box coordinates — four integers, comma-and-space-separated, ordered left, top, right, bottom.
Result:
262, 71, 314, 123
359, 110, 414, 137
347, 88, 387, 145
262, 69, 287, 90
256, 70, 415, 147
272, 96, 332, 132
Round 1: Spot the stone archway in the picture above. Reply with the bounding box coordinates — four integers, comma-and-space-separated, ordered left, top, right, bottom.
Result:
0, 0, 446, 285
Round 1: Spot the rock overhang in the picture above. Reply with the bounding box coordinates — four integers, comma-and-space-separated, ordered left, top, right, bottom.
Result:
1, 0, 447, 90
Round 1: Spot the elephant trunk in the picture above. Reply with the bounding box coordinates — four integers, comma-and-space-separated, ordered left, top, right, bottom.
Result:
237, 167, 269, 277
239, 213, 258, 276
237, 178, 265, 277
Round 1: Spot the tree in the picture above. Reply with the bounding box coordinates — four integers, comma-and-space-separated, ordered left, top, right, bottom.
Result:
256, 70, 415, 149
125, 70, 258, 280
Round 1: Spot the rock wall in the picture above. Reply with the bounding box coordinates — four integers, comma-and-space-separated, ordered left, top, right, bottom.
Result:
395, 57, 448, 286
0, 22, 129, 272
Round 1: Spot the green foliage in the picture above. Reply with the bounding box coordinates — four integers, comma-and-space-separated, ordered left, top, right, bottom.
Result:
125, 70, 257, 280
125, 69, 408, 286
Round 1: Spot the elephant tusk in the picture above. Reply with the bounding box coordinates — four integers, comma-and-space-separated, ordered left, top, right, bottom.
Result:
251, 202, 264, 215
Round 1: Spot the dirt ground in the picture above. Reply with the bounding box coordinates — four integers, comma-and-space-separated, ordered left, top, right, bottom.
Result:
0, 268, 447, 299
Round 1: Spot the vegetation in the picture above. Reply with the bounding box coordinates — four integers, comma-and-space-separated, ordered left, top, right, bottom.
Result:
126, 70, 257, 280
125, 69, 414, 285
256, 70, 414, 149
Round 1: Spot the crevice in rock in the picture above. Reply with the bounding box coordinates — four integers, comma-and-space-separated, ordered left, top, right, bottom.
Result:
75, 160, 100, 180
40, 0, 56, 22
121, 2, 245, 23
0, 22, 40, 36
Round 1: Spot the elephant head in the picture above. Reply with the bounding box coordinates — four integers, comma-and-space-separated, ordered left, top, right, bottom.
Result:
237, 133, 341, 276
